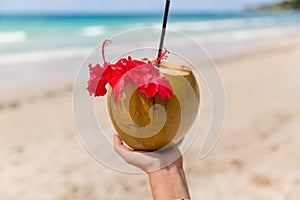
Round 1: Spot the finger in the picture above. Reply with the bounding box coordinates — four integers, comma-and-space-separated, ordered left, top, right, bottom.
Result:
113, 134, 150, 166
114, 134, 129, 151
113, 134, 123, 146
113, 134, 133, 158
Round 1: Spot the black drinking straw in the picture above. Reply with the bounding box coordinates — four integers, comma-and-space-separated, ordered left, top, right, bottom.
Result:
157, 0, 170, 66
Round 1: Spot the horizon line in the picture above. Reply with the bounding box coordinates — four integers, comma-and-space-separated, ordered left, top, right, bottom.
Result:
0, 10, 248, 16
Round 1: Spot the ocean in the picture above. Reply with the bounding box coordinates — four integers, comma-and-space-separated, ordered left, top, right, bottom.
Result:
0, 11, 300, 65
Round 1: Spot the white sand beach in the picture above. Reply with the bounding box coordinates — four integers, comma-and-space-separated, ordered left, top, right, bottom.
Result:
1, 34, 300, 199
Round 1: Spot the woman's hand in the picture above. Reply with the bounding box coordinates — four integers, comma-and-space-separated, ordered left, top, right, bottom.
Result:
114, 134, 191, 199
113, 134, 182, 172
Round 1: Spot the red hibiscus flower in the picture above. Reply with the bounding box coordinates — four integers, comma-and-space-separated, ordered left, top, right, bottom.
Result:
87, 40, 173, 102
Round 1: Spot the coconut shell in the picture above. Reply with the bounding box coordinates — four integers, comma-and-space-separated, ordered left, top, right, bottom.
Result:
107, 65, 200, 151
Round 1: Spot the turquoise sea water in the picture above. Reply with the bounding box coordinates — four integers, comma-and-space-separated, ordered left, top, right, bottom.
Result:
0, 12, 300, 64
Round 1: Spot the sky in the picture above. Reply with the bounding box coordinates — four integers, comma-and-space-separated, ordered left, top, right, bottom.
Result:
0, 0, 281, 14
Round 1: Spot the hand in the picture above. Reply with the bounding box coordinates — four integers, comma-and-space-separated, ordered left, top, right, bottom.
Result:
114, 134, 191, 199
113, 134, 183, 173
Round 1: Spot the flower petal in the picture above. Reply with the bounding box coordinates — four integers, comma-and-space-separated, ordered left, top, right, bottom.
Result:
87, 63, 108, 97
139, 83, 158, 98
94, 80, 108, 96
157, 85, 173, 99
126, 63, 159, 87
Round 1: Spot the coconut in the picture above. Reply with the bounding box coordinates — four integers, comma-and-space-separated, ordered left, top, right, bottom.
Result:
107, 62, 200, 151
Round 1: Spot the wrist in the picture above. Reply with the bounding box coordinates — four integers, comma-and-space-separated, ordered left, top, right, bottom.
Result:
147, 162, 182, 175
147, 162, 190, 199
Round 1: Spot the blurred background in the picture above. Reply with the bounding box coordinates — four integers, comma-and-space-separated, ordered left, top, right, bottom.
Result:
0, 0, 300, 199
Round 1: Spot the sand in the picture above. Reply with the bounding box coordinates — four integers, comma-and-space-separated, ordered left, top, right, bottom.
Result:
1, 35, 300, 200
